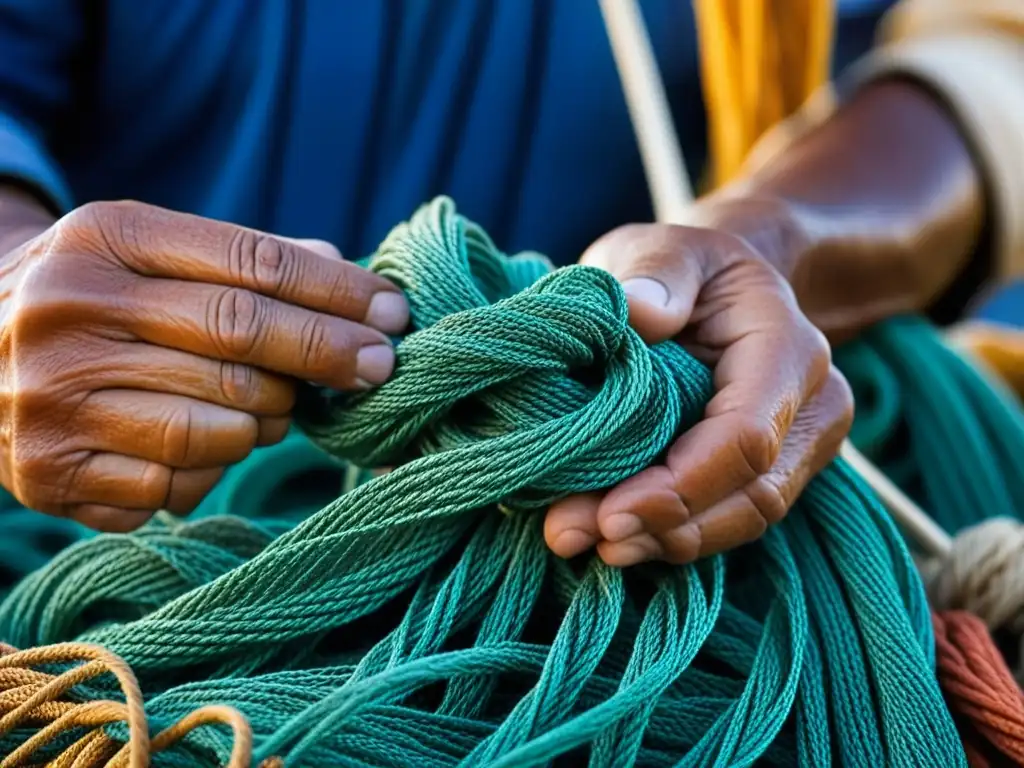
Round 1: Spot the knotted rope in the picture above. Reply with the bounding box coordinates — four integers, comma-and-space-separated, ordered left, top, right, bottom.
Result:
922, 520, 1024, 665
0, 197, 965, 765
0, 641, 281, 767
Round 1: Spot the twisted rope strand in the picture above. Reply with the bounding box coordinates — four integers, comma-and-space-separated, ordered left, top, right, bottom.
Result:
0, 642, 279, 767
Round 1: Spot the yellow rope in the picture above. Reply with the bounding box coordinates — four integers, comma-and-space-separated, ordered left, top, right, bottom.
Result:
694, 0, 835, 186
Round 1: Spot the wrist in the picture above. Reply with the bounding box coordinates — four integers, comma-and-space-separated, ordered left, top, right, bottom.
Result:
0, 185, 56, 257
689, 80, 985, 340
685, 187, 926, 342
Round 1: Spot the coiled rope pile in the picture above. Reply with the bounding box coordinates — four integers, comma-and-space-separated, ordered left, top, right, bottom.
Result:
1, 197, 1024, 765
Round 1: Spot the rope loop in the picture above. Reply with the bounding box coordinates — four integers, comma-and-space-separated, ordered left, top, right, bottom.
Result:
297, 197, 715, 509
923, 519, 1024, 658
0, 641, 280, 767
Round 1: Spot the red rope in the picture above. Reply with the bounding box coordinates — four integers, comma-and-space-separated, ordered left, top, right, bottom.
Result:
933, 610, 1024, 766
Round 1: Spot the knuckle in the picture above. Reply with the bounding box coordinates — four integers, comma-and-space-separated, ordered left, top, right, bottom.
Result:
736, 415, 783, 477
58, 200, 146, 259
160, 405, 196, 467
298, 315, 334, 373
706, 251, 788, 303
731, 243, 783, 275
218, 362, 260, 408
228, 230, 297, 295
11, 446, 71, 512
57, 201, 107, 240
139, 462, 173, 510
9, 387, 71, 459
323, 265, 359, 313
10, 353, 92, 430
746, 477, 789, 527
706, 227, 754, 257
209, 288, 266, 358
582, 223, 697, 271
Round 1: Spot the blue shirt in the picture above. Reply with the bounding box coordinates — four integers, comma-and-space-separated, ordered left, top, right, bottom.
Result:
0, 1, 890, 267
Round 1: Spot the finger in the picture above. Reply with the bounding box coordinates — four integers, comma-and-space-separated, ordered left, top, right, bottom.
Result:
599, 288, 830, 541
544, 492, 603, 558
580, 224, 708, 343
72, 390, 261, 468
596, 532, 663, 567
76, 203, 409, 333
644, 369, 854, 564
112, 279, 395, 390
257, 416, 292, 447
282, 237, 343, 261
67, 505, 156, 534
63, 453, 223, 515
98, 343, 295, 416
596, 465, 688, 543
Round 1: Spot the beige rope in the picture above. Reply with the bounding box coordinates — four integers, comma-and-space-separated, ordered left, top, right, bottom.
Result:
0, 641, 280, 767
920, 517, 1024, 658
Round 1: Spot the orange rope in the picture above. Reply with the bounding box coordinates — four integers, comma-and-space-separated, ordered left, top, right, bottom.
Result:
933, 611, 1024, 766
0, 641, 281, 767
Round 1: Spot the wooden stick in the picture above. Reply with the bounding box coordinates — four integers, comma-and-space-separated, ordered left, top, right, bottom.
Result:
838, 442, 951, 556
599, 0, 693, 222
598, 0, 953, 558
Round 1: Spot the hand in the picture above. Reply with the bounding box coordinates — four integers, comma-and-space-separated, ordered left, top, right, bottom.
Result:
0, 199, 408, 531
544, 198, 853, 566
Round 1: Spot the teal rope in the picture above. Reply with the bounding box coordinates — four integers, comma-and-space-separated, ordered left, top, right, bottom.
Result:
0, 489, 89, 598
836, 316, 1024, 534
0, 197, 970, 766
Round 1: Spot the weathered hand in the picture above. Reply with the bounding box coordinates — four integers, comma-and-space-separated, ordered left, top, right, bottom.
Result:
0, 199, 408, 531
545, 202, 853, 566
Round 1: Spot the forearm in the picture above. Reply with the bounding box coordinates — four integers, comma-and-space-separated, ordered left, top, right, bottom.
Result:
700, 80, 985, 341
0, 184, 56, 256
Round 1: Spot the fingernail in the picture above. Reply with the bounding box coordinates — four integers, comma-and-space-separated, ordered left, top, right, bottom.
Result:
621, 277, 670, 308
551, 529, 598, 558
603, 513, 643, 542
365, 291, 410, 335
355, 344, 395, 388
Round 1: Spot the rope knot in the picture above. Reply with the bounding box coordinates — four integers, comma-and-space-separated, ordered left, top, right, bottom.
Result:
298, 197, 714, 507
922, 518, 1024, 647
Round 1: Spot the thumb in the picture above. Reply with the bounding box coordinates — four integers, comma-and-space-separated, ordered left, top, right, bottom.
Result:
580, 224, 705, 344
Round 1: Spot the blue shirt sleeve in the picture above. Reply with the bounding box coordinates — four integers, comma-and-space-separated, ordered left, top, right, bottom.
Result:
0, 0, 85, 213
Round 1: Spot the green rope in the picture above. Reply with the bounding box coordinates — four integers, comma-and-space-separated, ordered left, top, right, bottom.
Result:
1, 195, 1009, 766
